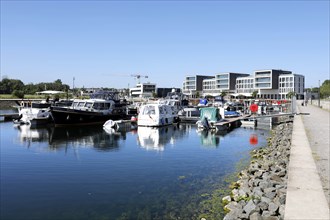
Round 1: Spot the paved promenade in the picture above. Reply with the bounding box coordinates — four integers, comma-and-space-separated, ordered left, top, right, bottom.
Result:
284, 101, 330, 219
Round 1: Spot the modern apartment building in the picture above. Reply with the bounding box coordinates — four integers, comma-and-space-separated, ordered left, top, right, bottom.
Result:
193, 73, 250, 97
254, 69, 292, 99
130, 83, 156, 98
182, 75, 214, 97
215, 73, 250, 93
236, 76, 255, 96
183, 69, 305, 100
279, 74, 305, 99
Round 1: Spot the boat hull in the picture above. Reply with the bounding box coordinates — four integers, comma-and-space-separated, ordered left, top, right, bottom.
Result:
51, 107, 127, 127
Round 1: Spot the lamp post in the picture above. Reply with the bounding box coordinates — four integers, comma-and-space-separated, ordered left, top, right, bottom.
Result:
73, 77, 75, 97
318, 80, 320, 107
310, 86, 313, 105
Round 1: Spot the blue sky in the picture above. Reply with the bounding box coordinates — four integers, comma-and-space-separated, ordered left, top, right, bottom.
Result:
1, 1, 329, 89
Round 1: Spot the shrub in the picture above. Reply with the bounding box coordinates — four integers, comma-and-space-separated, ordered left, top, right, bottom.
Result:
12, 90, 25, 98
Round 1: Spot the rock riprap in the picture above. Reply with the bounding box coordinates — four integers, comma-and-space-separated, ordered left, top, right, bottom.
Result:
223, 119, 293, 220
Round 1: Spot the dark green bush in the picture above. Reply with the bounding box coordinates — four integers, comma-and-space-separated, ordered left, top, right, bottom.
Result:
12, 90, 25, 98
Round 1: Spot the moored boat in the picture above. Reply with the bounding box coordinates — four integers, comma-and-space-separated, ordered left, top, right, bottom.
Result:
178, 107, 200, 123
137, 103, 179, 127
196, 107, 228, 131
50, 91, 128, 127
13, 90, 67, 126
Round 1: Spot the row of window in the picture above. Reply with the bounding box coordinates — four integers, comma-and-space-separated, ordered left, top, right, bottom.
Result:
237, 79, 254, 83
216, 74, 228, 79
236, 88, 255, 93
236, 84, 254, 88
279, 77, 293, 82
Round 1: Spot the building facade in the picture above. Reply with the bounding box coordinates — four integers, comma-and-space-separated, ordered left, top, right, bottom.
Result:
254, 69, 292, 99
182, 75, 214, 97
130, 83, 156, 98
236, 76, 255, 96
190, 73, 250, 97
183, 69, 305, 100
279, 74, 305, 99
215, 73, 250, 93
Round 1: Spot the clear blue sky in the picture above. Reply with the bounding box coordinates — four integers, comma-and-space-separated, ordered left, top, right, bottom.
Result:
1, 1, 329, 89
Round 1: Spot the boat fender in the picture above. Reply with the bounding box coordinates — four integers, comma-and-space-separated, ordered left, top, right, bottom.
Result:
21, 101, 25, 107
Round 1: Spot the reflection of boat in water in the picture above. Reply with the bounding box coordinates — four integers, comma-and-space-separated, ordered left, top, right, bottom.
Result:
14, 124, 50, 143
197, 130, 225, 147
137, 125, 187, 151
15, 124, 127, 152
48, 125, 126, 151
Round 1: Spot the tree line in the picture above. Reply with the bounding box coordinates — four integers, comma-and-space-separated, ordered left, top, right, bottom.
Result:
1, 77, 329, 99
0, 78, 70, 98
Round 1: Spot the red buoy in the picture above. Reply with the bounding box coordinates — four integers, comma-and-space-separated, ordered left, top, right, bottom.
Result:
249, 134, 258, 146
250, 104, 258, 113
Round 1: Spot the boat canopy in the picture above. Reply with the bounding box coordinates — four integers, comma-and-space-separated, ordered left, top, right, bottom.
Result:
90, 91, 119, 100
37, 90, 65, 95
200, 107, 221, 122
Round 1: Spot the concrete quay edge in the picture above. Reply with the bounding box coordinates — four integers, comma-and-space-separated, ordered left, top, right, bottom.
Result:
284, 113, 330, 220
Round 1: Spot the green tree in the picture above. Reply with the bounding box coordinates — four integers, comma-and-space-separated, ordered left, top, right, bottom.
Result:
320, 80, 330, 98
252, 90, 258, 98
24, 83, 38, 94
220, 91, 227, 97
0, 78, 24, 94
287, 91, 297, 99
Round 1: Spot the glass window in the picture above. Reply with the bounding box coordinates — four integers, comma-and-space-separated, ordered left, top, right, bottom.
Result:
86, 102, 93, 108
217, 74, 228, 79
104, 103, 110, 109
143, 106, 156, 115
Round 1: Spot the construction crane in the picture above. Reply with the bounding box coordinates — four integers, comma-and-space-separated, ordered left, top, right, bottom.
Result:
131, 74, 148, 84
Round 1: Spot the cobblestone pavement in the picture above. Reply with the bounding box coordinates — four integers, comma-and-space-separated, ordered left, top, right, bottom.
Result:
297, 100, 330, 207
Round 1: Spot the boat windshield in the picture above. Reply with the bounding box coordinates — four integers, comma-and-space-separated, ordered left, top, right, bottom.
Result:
93, 102, 111, 110
142, 106, 156, 115
78, 102, 85, 107
85, 102, 93, 108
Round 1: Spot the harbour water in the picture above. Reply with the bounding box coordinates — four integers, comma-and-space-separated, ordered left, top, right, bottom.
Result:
0, 113, 270, 219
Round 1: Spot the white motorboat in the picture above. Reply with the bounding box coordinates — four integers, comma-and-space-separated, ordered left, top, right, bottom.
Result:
13, 90, 68, 126
14, 101, 52, 126
178, 107, 200, 123
103, 117, 138, 132
137, 103, 179, 127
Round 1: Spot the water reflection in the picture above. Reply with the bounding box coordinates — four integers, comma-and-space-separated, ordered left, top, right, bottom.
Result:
197, 130, 223, 147
14, 123, 265, 153
137, 125, 188, 151
15, 124, 49, 144
14, 124, 128, 152
48, 125, 127, 151
3, 120, 271, 220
